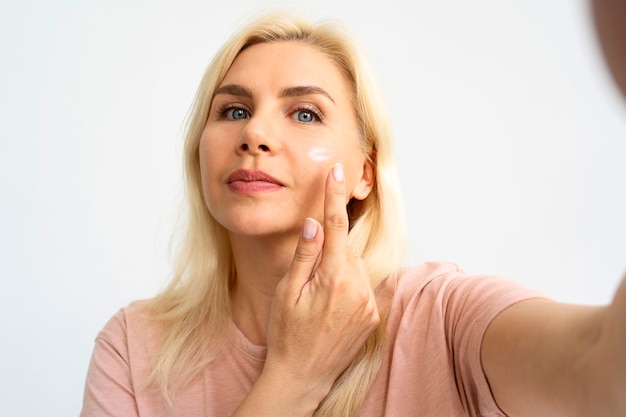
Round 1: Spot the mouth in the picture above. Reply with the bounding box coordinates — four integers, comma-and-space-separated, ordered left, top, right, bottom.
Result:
226, 169, 284, 193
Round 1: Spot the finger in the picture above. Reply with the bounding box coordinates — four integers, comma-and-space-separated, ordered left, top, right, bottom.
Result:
286, 217, 324, 288
320, 163, 349, 264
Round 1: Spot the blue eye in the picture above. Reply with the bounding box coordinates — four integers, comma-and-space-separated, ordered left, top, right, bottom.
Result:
226, 108, 250, 120
294, 109, 318, 123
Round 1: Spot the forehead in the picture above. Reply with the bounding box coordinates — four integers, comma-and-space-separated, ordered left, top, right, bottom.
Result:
221, 41, 352, 98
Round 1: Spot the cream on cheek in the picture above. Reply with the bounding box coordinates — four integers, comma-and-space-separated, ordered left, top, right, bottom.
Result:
301, 145, 337, 212
307, 146, 337, 162
304, 143, 364, 203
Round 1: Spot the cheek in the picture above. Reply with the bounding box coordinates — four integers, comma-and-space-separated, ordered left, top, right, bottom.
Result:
198, 131, 223, 200
306, 146, 336, 162
295, 129, 364, 185
198, 134, 212, 180
198, 125, 226, 173
294, 142, 337, 189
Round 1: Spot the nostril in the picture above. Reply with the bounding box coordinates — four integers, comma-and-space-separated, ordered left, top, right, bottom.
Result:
259, 144, 269, 152
240, 144, 249, 151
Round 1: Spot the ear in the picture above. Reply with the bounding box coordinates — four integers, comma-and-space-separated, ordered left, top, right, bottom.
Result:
351, 156, 375, 200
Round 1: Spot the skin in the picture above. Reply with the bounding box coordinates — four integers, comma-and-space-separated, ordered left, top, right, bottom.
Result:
200, 42, 372, 247
482, 3, 626, 415
591, 0, 626, 98
200, 34, 626, 417
199, 41, 378, 415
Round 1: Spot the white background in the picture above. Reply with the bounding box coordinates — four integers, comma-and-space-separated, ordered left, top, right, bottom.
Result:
1, 0, 625, 415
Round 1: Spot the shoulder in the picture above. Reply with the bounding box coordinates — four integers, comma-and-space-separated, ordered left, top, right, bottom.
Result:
395, 261, 544, 303
372, 263, 547, 415
82, 299, 164, 416
388, 261, 548, 329
95, 299, 162, 360
394, 261, 463, 299
98, 299, 155, 333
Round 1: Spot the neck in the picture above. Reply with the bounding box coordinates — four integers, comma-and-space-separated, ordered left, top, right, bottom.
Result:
228, 232, 299, 346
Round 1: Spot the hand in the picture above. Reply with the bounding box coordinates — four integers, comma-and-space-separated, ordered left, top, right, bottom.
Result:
263, 163, 380, 409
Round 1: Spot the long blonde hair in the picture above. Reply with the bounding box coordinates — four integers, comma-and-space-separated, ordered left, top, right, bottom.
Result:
147, 11, 406, 416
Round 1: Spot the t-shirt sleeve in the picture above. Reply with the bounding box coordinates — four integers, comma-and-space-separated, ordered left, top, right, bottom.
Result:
80, 309, 140, 417
442, 271, 548, 416
392, 264, 548, 417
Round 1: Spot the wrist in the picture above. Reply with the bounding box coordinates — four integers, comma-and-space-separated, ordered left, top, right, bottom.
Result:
257, 363, 330, 414
232, 366, 329, 417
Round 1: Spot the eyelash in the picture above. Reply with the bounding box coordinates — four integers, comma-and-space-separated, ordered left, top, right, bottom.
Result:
292, 104, 323, 123
215, 103, 250, 120
214, 103, 324, 123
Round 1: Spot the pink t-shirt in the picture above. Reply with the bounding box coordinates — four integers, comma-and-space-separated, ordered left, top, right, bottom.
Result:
80, 262, 545, 416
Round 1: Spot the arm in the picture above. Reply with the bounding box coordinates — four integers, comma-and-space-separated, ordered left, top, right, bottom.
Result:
482, 275, 626, 417
232, 163, 379, 416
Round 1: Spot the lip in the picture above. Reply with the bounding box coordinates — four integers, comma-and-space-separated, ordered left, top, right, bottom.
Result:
226, 169, 285, 194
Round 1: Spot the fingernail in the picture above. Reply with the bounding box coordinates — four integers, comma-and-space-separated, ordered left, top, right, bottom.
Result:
302, 217, 317, 240
332, 163, 344, 182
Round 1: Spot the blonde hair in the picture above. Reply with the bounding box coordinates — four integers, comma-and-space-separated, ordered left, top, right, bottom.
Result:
147, 11, 406, 416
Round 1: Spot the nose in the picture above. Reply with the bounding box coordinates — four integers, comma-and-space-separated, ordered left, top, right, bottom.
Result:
236, 113, 280, 156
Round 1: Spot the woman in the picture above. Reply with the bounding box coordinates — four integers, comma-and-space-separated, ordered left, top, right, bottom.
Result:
81, 11, 626, 417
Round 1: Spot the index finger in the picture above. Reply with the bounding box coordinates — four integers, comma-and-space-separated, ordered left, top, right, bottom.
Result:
320, 163, 349, 265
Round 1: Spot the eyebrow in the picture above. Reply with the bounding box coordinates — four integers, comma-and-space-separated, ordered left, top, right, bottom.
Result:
214, 84, 252, 99
279, 86, 335, 103
213, 84, 335, 103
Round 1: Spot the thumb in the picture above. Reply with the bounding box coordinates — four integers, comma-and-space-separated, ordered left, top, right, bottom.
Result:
286, 217, 324, 289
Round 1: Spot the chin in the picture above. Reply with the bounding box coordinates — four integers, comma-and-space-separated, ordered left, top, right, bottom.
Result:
222, 218, 300, 240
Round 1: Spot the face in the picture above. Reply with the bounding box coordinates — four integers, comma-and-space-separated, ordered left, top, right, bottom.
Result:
199, 41, 374, 239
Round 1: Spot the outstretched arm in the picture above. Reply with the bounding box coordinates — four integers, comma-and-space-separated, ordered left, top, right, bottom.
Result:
482, 274, 626, 417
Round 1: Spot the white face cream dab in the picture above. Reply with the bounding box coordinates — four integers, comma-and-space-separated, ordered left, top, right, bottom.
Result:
307, 146, 336, 162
